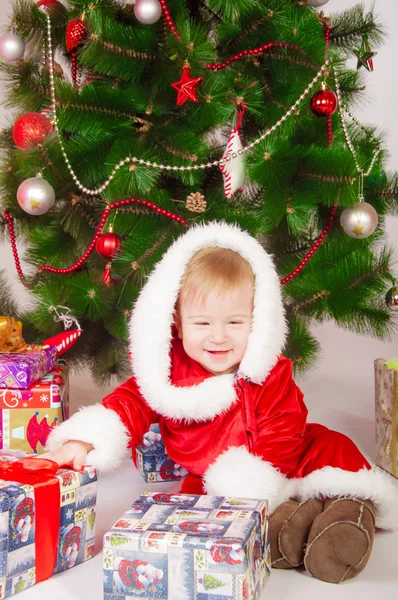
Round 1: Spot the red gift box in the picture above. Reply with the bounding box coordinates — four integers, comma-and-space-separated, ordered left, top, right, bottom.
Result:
0, 361, 69, 454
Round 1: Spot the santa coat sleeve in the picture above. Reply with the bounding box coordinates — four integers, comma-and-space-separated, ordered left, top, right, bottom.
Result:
46, 377, 158, 472
250, 356, 308, 475
204, 357, 304, 512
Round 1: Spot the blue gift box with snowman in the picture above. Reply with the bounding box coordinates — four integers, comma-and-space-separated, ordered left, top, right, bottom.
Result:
0, 449, 97, 598
103, 492, 270, 600
136, 424, 188, 483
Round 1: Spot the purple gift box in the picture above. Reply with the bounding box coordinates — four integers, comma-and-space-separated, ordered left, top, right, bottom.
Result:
0, 345, 57, 389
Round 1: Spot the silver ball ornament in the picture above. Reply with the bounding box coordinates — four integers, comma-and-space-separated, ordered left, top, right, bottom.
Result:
0, 32, 25, 62
134, 0, 163, 25
386, 285, 398, 312
340, 201, 378, 239
17, 176, 55, 216
308, 0, 329, 7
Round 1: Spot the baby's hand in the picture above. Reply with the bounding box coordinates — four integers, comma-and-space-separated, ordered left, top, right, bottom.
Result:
44, 440, 94, 472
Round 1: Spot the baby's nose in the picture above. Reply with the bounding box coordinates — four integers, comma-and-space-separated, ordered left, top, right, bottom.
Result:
210, 325, 227, 342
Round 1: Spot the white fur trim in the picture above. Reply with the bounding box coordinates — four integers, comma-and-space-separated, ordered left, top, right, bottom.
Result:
203, 447, 294, 514
45, 404, 130, 472
130, 222, 286, 421
295, 466, 398, 530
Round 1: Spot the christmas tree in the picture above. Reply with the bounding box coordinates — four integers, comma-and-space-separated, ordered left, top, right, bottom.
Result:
88, 510, 96, 531
110, 533, 129, 546
0, 0, 397, 383
200, 573, 225, 590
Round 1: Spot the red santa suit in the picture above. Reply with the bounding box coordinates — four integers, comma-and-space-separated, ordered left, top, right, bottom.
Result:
46, 222, 398, 529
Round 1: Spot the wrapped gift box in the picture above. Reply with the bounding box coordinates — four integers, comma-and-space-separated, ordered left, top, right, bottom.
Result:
103, 492, 270, 600
0, 346, 57, 390
375, 357, 398, 478
0, 361, 69, 455
136, 424, 188, 483
0, 449, 97, 598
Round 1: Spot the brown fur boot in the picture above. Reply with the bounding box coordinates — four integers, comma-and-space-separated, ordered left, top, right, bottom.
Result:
304, 497, 376, 584
270, 499, 324, 569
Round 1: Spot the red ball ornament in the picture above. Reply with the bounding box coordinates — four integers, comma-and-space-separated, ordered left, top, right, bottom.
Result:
66, 18, 87, 53
95, 231, 121, 260
310, 84, 337, 117
12, 112, 52, 150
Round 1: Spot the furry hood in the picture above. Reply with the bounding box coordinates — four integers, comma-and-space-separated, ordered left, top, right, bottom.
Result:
129, 222, 286, 421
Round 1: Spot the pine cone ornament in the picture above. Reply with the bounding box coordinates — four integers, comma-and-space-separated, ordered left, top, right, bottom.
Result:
186, 192, 207, 213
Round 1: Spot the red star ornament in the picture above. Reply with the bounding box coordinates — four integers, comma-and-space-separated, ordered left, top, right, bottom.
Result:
171, 65, 203, 106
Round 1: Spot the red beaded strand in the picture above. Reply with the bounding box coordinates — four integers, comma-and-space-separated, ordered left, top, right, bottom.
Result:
158, 0, 304, 66
4, 211, 27, 282
71, 51, 78, 84
324, 27, 332, 146
159, 0, 181, 40
5, 202, 336, 283
324, 28, 331, 46
327, 114, 333, 146
4, 200, 188, 279
205, 42, 305, 70
280, 205, 337, 285
38, 198, 189, 274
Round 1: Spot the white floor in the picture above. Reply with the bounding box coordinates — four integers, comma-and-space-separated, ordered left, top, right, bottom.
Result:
18, 321, 398, 599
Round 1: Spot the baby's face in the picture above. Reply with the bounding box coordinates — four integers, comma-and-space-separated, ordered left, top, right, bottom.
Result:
175, 282, 253, 376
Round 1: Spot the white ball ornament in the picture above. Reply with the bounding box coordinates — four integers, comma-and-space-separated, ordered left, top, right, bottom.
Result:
17, 175, 55, 216
0, 32, 25, 62
308, 0, 330, 7
134, 0, 163, 25
340, 200, 378, 239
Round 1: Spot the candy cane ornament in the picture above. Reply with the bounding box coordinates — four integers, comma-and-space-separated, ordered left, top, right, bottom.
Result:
220, 106, 246, 198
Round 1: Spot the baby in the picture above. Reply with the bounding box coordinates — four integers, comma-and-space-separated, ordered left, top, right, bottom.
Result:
46, 222, 397, 584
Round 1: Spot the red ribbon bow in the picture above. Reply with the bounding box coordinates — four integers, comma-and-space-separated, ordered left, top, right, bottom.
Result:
0, 458, 61, 582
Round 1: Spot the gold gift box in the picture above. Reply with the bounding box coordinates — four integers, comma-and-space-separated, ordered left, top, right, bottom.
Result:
375, 358, 398, 479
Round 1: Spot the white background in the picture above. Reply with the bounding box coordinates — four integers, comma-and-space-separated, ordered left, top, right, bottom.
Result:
0, 1, 397, 599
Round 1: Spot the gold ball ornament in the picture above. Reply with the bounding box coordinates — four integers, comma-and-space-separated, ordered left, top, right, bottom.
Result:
17, 175, 55, 216
386, 285, 398, 312
340, 200, 378, 239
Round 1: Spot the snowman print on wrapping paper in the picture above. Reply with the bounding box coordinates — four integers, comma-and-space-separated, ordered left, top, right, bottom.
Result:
252, 534, 262, 570
149, 493, 196, 505
205, 537, 245, 566
81, 465, 96, 481
156, 457, 189, 481
173, 521, 225, 535
11, 497, 34, 544
142, 430, 162, 453
59, 524, 82, 569
116, 557, 164, 596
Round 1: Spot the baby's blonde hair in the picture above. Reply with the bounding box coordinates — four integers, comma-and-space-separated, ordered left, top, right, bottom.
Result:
177, 247, 255, 308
